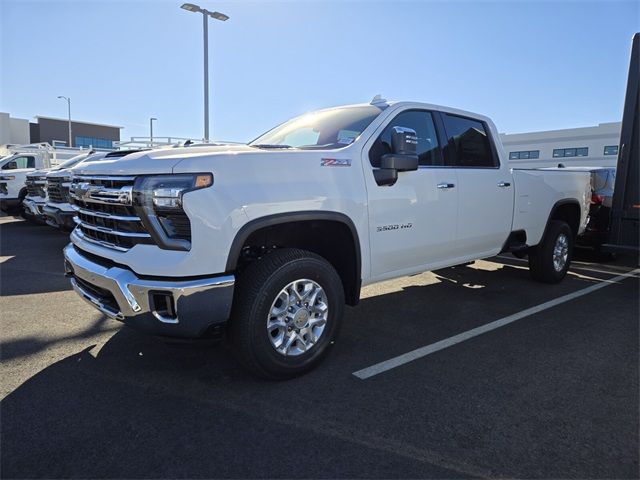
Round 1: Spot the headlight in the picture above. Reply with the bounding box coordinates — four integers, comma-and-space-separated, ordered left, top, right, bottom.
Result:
134, 174, 212, 208
61, 176, 73, 187
133, 173, 213, 251
0, 175, 16, 181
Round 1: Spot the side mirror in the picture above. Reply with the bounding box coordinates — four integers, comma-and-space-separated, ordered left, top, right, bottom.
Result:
373, 168, 398, 186
390, 126, 418, 155
374, 126, 419, 186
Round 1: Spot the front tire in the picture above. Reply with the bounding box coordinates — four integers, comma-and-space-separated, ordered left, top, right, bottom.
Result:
230, 248, 345, 380
528, 220, 573, 283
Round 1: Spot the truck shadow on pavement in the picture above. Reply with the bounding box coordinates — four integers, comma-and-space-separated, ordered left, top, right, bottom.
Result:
3, 260, 635, 479
0, 314, 117, 362
0, 217, 72, 296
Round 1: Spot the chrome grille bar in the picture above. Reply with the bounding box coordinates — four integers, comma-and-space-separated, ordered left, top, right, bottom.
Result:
73, 217, 151, 238
72, 228, 130, 253
72, 205, 141, 222
70, 185, 133, 206
72, 175, 137, 182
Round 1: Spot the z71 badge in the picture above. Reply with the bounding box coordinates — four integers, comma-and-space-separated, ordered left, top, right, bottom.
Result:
321, 158, 351, 167
377, 223, 413, 232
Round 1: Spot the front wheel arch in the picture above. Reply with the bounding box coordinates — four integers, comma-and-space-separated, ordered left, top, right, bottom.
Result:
226, 211, 362, 305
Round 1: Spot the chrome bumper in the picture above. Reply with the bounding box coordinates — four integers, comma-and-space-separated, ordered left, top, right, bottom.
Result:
63, 244, 235, 338
23, 198, 46, 217
43, 204, 75, 229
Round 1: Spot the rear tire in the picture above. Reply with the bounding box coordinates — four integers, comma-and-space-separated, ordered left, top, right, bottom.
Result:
229, 248, 345, 380
528, 220, 573, 283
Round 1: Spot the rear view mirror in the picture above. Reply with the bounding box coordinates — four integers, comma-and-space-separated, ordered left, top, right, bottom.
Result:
374, 126, 419, 186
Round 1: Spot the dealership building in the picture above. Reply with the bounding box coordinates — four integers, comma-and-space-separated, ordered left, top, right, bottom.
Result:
500, 121, 621, 168
0, 112, 122, 149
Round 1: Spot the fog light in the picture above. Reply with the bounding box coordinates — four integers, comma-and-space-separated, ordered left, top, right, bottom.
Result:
151, 291, 177, 321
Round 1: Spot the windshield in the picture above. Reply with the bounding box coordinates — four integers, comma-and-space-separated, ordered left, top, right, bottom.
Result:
250, 105, 382, 150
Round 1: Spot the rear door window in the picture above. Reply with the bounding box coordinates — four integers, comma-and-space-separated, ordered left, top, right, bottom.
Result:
441, 114, 497, 168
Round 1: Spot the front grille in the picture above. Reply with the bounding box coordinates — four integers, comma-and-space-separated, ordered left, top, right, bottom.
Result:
70, 175, 153, 252
26, 176, 46, 198
46, 177, 69, 203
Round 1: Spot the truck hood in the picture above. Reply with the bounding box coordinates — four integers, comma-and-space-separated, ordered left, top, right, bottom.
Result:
72, 144, 255, 176
27, 168, 53, 178
46, 167, 75, 178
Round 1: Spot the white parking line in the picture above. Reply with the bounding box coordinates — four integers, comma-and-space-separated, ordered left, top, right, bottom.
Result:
353, 268, 640, 380
496, 254, 633, 277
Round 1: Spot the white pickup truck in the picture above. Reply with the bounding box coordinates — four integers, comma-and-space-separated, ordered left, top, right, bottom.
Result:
23, 152, 98, 224
43, 151, 109, 229
63, 99, 591, 379
1, 146, 86, 214
0, 153, 42, 212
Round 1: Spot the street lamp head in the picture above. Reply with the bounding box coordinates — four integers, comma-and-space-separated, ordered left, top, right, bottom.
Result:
210, 11, 229, 21
181, 3, 201, 13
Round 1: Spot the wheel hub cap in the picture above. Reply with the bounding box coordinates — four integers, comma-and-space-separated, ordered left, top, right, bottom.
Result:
293, 308, 310, 328
266, 279, 329, 357
553, 233, 569, 272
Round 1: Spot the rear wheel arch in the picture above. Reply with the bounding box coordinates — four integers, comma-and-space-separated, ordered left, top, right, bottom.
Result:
227, 211, 362, 305
540, 199, 581, 245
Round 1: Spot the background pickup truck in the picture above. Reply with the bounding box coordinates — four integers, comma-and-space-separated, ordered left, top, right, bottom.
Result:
22, 152, 98, 224
0, 153, 42, 213
63, 99, 591, 379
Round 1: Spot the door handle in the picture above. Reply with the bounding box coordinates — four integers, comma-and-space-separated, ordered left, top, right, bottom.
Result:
498, 181, 511, 188
437, 182, 455, 189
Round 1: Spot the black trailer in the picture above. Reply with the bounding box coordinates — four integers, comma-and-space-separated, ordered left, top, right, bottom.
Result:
605, 33, 640, 259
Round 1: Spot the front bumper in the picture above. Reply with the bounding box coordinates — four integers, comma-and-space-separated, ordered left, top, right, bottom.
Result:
23, 198, 46, 219
43, 205, 76, 229
63, 244, 235, 338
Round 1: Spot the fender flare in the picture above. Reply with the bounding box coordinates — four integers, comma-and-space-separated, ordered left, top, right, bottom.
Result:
225, 210, 362, 277
540, 199, 582, 243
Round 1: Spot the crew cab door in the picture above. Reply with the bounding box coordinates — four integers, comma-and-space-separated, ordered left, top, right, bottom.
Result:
363, 109, 459, 279
438, 112, 514, 257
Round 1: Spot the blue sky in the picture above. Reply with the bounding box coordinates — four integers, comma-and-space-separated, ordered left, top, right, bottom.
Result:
1, 0, 638, 143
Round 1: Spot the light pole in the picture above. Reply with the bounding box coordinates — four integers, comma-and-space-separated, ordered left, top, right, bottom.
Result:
150, 117, 157, 146
57, 96, 72, 147
180, 3, 229, 142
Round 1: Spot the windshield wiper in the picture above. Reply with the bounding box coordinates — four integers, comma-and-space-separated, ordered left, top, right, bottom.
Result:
250, 144, 294, 149
296, 143, 342, 149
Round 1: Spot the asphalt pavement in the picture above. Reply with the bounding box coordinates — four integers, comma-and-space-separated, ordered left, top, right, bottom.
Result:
1, 215, 638, 479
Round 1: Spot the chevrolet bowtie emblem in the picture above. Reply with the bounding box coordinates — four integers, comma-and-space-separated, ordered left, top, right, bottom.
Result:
74, 183, 102, 200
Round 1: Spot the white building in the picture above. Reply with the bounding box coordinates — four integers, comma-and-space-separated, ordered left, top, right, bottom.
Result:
500, 122, 621, 169
0, 112, 30, 145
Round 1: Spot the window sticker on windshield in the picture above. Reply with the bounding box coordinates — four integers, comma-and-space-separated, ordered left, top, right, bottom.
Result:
337, 129, 359, 145
321, 158, 351, 167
